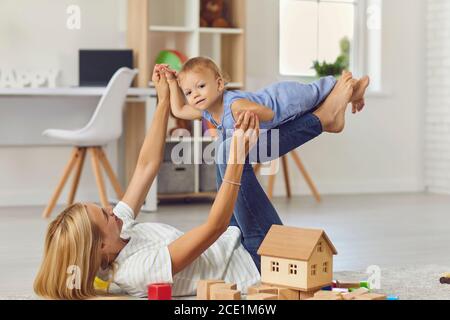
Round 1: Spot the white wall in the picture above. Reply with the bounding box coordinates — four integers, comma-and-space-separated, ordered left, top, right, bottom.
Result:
0, 0, 126, 206
425, 0, 450, 194
246, 0, 426, 196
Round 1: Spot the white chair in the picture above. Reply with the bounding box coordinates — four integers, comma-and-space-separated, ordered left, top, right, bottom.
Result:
42, 67, 138, 218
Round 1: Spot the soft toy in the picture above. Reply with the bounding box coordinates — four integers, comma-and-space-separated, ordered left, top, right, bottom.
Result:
200, 0, 230, 28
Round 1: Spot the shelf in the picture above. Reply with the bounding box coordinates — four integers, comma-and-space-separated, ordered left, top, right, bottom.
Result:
201, 136, 218, 142
166, 136, 218, 143
226, 82, 244, 89
199, 27, 244, 34
149, 81, 242, 88
150, 25, 195, 33
166, 137, 195, 142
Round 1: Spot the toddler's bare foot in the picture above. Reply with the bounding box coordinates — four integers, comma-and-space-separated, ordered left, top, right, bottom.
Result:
313, 71, 354, 133
351, 76, 370, 113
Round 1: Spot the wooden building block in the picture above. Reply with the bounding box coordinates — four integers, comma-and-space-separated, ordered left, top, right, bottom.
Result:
247, 293, 278, 300
274, 287, 299, 300
211, 289, 241, 300
332, 288, 349, 294
299, 291, 316, 300
210, 283, 237, 292
335, 281, 361, 289
314, 290, 343, 298
248, 284, 279, 295
342, 287, 369, 300
197, 280, 225, 300
354, 293, 386, 300
312, 290, 344, 300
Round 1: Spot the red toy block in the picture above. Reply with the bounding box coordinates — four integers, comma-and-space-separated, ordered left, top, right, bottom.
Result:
148, 283, 172, 300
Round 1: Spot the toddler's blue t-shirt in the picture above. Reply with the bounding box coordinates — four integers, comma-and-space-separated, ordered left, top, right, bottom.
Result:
202, 77, 336, 133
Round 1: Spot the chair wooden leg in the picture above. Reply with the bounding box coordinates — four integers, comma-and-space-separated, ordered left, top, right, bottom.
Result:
90, 147, 109, 208
97, 147, 124, 199
290, 151, 321, 202
42, 148, 80, 219
253, 163, 262, 176
266, 159, 278, 200
67, 148, 87, 206
281, 155, 292, 198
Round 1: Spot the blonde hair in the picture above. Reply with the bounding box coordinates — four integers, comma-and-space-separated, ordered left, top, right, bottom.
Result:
179, 56, 230, 84
34, 203, 104, 300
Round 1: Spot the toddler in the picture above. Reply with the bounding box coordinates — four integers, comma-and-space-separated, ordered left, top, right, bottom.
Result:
163, 57, 369, 133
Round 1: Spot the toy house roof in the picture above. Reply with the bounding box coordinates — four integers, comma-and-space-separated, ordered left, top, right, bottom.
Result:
257, 225, 338, 261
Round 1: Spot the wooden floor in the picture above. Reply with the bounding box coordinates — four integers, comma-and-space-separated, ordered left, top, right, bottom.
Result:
1, 192, 450, 295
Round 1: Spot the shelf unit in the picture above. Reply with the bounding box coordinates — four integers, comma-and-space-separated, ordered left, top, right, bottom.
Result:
128, 0, 246, 200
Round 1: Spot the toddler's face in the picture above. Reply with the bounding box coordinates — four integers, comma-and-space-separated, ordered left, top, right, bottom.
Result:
178, 68, 224, 110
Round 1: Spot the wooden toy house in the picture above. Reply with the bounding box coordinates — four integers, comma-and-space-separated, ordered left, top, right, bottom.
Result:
257, 225, 337, 292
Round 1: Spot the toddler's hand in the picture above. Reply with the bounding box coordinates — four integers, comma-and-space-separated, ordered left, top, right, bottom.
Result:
163, 67, 178, 83
152, 64, 170, 99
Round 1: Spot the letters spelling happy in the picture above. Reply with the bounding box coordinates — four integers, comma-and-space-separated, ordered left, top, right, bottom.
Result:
0, 69, 60, 88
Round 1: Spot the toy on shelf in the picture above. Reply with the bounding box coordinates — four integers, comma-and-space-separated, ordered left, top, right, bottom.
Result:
200, 0, 231, 28
154, 50, 193, 137
257, 225, 338, 292
155, 50, 187, 73
147, 283, 172, 300
202, 119, 218, 138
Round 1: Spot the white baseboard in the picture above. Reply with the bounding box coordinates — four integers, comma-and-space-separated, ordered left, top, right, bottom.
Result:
271, 178, 425, 196
0, 178, 426, 207
0, 188, 102, 207
426, 187, 450, 195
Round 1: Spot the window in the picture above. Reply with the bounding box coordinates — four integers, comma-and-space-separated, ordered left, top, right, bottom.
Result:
271, 261, 280, 272
280, 0, 357, 76
311, 264, 317, 276
280, 0, 383, 90
289, 264, 298, 275
364, 0, 382, 91
317, 241, 323, 253
323, 262, 329, 273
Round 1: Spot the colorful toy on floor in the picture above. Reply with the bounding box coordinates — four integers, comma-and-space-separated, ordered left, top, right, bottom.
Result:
196, 226, 392, 301
360, 281, 369, 289
147, 283, 172, 300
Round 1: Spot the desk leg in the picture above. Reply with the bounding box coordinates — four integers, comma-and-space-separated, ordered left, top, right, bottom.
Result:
142, 96, 157, 212
124, 101, 146, 187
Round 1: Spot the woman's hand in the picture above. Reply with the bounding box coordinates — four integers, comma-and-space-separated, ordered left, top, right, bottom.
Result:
230, 111, 260, 164
152, 64, 170, 100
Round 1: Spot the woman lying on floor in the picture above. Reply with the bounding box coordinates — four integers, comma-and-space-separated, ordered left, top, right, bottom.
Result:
34, 64, 364, 299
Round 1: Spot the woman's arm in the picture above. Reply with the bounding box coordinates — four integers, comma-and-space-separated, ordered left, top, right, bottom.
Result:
231, 99, 275, 123
121, 65, 171, 216
168, 112, 260, 275
166, 71, 203, 121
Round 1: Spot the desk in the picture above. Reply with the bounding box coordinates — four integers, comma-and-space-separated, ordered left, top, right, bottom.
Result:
0, 87, 156, 97
0, 87, 158, 211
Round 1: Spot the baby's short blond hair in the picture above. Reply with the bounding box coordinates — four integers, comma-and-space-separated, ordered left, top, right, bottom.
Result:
179, 57, 229, 83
